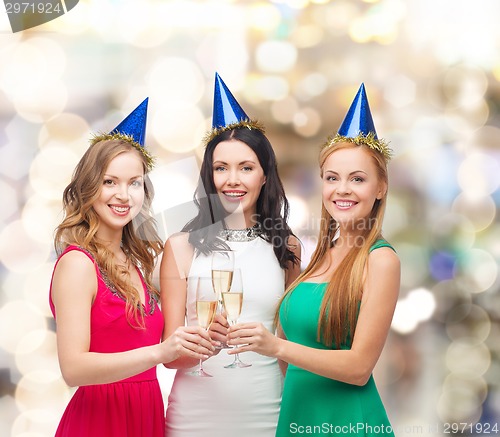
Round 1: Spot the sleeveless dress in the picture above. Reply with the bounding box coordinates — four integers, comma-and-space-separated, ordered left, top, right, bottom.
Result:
276, 240, 395, 436
49, 246, 165, 437
165, 237, 285, 437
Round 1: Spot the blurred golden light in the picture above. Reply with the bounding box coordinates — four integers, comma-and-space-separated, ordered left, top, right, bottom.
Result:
29, 146, 79, 201
443, 373, 488, 405
438, 374, 484, 424
22, 195, 62, 245
293, 107, 322, 137
38, 113, 90, 153
396, 243, 430, 289
0, 41, 46, 98
0, 38, 67, 123
287, 195, 310, 232
270, 97, 300, 124
0, 301, 47, 354
256, 41, 297, 73
0, 180, 18, 224
430, 213, 475, 253
291, 25, 325, 48
11, 408, 61, 437
446, 304, 491, 345
253, 76, 289, 101
247, 3, 281, 32
146, 58, 204, 105
432, 279, 472, 323
14, 80, 67, 124
296, 73, 328, 99
455, 248, 498, 294
383, 197, 408, 238
383, 75, 416, 108
458, 152, 500, 196
151, 105, 206, 154
443, 64, 488, 107
14, 372, 71, 427
0, 221, 52, 274
16, 331, 60, 377
391, 298, 419, 334
118, 3, 169, 48
322, 2, 359, 35
452, 193, 496, 232
407, 288, 436, 321
445, 99, 489, 133
391, 287, 435, 334
446, 340, 490, 375
23, 263, 57, 319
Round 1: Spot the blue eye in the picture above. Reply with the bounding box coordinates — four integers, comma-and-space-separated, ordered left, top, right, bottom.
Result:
214, 166, 226, 172
131, 180, 143, 187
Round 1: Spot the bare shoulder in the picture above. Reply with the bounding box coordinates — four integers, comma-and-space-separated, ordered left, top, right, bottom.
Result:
162, 232, 194, 279
363, 246, 400, 300
54, 249, 95, 278
367, 246, 400, 272
165, 231, 191, 251
51, 249, 97, 305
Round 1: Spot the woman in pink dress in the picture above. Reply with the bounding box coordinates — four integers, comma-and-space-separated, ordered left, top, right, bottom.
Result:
49, 98, 214, 437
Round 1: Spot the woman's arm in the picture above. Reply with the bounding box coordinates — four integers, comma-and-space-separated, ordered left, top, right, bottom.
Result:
52, 250, 213, 387
228, 247, 400, 386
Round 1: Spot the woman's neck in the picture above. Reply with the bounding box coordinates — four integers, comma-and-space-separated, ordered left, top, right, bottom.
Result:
224, 211, 257, 230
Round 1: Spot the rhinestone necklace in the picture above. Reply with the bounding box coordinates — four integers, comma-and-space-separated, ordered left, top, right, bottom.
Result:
218, 223, 262, 242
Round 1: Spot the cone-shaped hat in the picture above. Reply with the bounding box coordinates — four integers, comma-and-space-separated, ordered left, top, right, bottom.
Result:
324, 84, 392, 160
203, 72, 265, 146
337, 83, 377, 139
212, 73, 249, 128
111, 97, 149, 146
90, 98, 155, 171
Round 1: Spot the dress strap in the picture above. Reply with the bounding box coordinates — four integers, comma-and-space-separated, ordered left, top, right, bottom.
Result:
369, 239, 396, 253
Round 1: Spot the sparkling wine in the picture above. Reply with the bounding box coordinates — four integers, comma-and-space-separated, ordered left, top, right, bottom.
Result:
222, 292, 243, 323
196, 300, 217, 329
212, 270, 233, 296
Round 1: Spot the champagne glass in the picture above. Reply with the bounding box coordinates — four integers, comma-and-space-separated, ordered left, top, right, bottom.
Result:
211, 250, 234, 348
222, 268, 251, 369
187, 277, 218, 377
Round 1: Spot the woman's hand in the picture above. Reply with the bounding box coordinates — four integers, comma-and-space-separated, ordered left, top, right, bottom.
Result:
161, 325, 215, 363
209, 313, 229, 347
226, 322, 280, 358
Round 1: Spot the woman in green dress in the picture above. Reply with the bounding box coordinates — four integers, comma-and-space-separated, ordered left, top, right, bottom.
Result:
227, 84, 400, 436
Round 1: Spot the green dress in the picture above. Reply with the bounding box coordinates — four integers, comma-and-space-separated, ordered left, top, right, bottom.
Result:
276, 240, 395, 436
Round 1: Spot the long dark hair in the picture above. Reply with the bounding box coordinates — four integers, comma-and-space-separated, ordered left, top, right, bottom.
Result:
182, 127, 298, 270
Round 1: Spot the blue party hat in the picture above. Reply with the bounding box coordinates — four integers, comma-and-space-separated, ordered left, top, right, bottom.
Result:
324, 84, 392, 160
337, 83, 377, 139
111, 97, 149, 147
90, 98, 155, 170
213, 73, 249, 128
203, 72, 265, 145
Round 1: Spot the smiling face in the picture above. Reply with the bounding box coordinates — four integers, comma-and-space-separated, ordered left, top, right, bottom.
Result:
92, 150, 145, 239
212, 139, 266, 224
322, 145, 386, 233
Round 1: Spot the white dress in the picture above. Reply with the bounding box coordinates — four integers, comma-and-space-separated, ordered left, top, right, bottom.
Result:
165, 236, 285, 437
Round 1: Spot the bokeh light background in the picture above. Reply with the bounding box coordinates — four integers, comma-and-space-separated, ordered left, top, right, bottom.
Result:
1, 0, 500, 435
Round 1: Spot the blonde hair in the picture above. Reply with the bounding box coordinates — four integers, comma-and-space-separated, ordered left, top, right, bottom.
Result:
279, 141, 388, 347
54, 139, 163, 328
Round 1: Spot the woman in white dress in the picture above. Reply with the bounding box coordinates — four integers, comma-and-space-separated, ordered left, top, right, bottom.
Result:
161, 73, 301, 437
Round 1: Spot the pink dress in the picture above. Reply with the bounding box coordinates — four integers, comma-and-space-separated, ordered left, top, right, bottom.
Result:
49, 246, 165, 437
